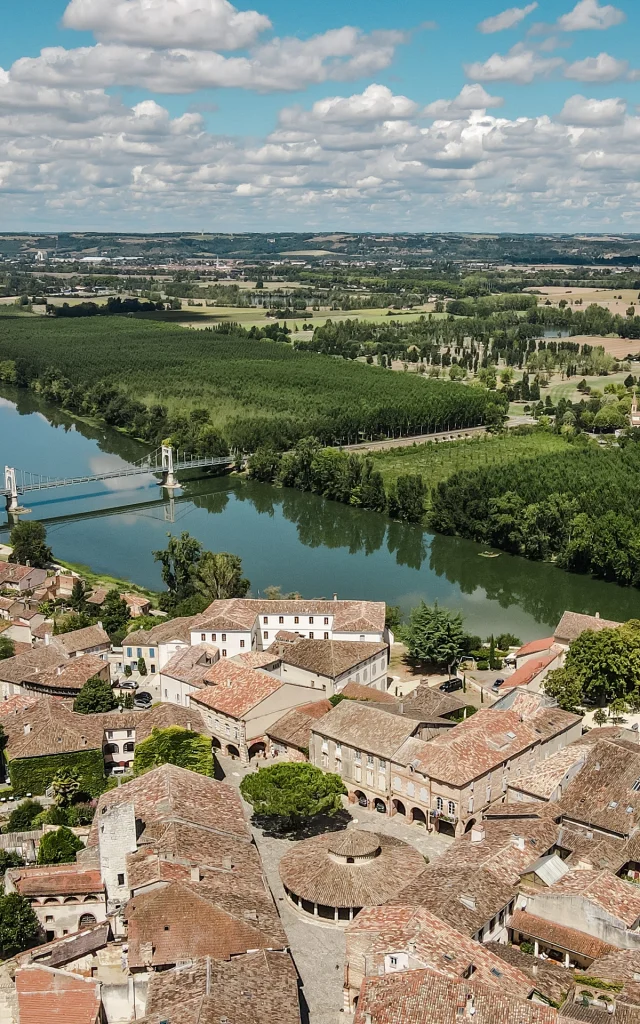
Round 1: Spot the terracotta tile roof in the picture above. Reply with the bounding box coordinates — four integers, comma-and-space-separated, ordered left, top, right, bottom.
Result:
16, 965, 102, 1024
3, 696, 104, 759
449, 817, 561, 886
159, 643, 219, 685
32, 621, 54, 640
554, 611, 622, 645
28, 653, 108, 693
139, 950, 301, 1024
0, 563, 37, 585
52, 624, 110, 655
558, 740, 640, 837
0, 693, 39, 716
502, 654, 558, 689
0, 595, 13, 610
279, 829, 425, 909
85, 587, 109, 605
389, 863, 517, 937
348, 905, 536, 1001
587, 948, 640, 1008
484, 942, 575, 1006
340, 681, 397, 703
354, 967, 557, 1024
395, 682, 468, 718
516, 637, 556, 658
312, 699, 418, 759
126, 820, 262, 891
95, 701, 209, 741
88, 763, 251, 847
281, 639, 388, 679
510, 909, 614, 960
510, 743, 591, 800
8, 865, 104, 897
392, 705, 580, 787
275, 629, 301, 642
234, 649, 283, 669
12, 921, 111, 970
266, 700, 332, 749
123, 615, 195, 647
190, 660, 284, 718
194, 598, 386, 634
547, 869, 640, 928
0, 645, 68, 685
124, 879, 286, 968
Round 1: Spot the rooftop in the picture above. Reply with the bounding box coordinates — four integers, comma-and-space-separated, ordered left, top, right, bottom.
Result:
191, 660, 284, 718
510, 743, 591, 800
52, 624, 110, 655
354, 967, 557, 1024
16, 965, 102, 1024
0, 646, 68, 686
279, 829, 425, 909
546, 869, 640, 928
389, 862, 517, 937
122, 615, 195, 648
485, 941, 579, 1006
340, 680, 397, 704
558, 740, 640, 837
28, 653, 109, 693
281, 638, 387, 678
234, 650, 283, 670
2, 696, 104, 759
160, 643, 219, 685
516, 637, 556, 658
194, 598, 386, 634
501, 654, 558, 690
8, 865, 104, 897
311, 698, 418, 759
395, 682, 469, 719
266, 700, 332, 749
510, 908, 614, 960
554, 611, 622, 645
0, 563, 41, 585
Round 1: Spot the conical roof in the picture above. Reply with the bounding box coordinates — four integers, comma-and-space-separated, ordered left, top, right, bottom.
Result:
327, 830, 380, 858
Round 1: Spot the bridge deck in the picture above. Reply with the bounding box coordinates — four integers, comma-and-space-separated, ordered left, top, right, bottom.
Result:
1, 455, 234, 496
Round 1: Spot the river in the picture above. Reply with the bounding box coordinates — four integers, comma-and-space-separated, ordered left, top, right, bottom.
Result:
1, 388, 638, 641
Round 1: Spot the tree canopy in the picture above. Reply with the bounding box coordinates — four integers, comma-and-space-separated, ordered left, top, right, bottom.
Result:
403, 601, 467, 671
37, 826, 83, 865
73, 676, 117, 714
0, 892, 41, 958
240, 763, 346, 829
0, 637, 15, 661
6, 799, 44, 833
133, 726, 214, 777
9, 521, 52, 568
100, 590, 131, 642
154, 531, 250, 611
544, 621, 640, 710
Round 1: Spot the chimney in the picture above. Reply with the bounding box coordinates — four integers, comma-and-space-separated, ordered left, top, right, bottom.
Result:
595, 612, 600, 619
190, 865, 202, 882
364, 1014, 372, 1024
98, 620, 103, 629
226, 679, 232, 688
206, 956, 211, 997
512, 835, 525, 851
222, 856, 232, 871
398, 702, 404, 715
470, 824, 486, 845
459, 894, 476, 911
44, 632, 50, 646
333, 593, 338, 602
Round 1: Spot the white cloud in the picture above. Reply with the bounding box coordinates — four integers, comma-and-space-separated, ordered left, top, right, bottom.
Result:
295, 85, 419, 125
465, 46, 564, 83
477, 3, 538, 34
564, 52, 628, 81
62, 0, 271, 51
557, 0, 625, 31
559, 93, 626, 124
425, 84, 504, 117
11, 28, 406, 94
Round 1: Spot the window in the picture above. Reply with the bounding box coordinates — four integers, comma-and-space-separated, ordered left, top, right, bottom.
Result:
367, 754, 374, 768
354, 749, 361, 764
322, 754, 328, 768
448, 800, 456, 817
324, 632, 329, 640
263, 631, 268, 640
222, 650, 227, 658
126, 647, 132, 658
363, 669, 368, 681
379, 759, 386, 771
263, 616, 268, 624
324, 617, 329, 625
240, 639, 245, 649
221, 634, 226, 642
360, 635, 365, 641
117, 873, 125, 886
322, 739, 328, 752
389, 956, 398, 967
225, 722, 230, 734
201, 633, 206, 642
309, 616, 314, 624
126, 730, 133, 738
137, 648, 142, 658
335, 742, 342, 757
279, 616, 284, 624
107, 731, 113, 739
164, 689, 168, 698
436, 796, 443, 812
468, 797, 474, 814
294, 616, 299, 624
151, 665, 156, 674
45, 915, 53, 923
309, 632, 314, 639
149, 648, 155, 658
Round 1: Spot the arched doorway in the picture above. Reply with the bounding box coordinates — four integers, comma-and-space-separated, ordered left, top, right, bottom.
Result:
393, 799, 406, 817
464, 818, 477, 833
226, 744, 240, 758
374, 798, 387, 814
79, 913, 97, 928
411, 807, 427, 827
248, 741, 266, 760
211, 736, 221, 750
354, 790, 368, 808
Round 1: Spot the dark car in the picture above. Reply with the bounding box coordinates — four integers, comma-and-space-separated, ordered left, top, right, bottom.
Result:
492, 678, 506, 689
134, 692, 153, 708
439, 678, 463, 693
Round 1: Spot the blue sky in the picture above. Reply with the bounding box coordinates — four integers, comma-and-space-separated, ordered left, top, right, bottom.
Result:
1, 0, 640, 231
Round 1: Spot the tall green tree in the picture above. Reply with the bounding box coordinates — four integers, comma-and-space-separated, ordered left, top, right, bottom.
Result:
50, 767, 81, 808
69, 578, 87, 612
73, 676, 117, 714
0, 637, 15, 661
404, 601, 466, 673
6, 800, 44, 833
240, 763, 346, 830
388, 474, 427, 522
9, 521, 52, 568
154, 531, 203, 607
0, 892, 41, 957
133, 727, 214, 777
196, 551, 251, 602
100, 590, 131, 641
37, 826, 84, 865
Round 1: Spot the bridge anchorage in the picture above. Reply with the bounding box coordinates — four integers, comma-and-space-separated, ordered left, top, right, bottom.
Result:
2, 445, 235, 516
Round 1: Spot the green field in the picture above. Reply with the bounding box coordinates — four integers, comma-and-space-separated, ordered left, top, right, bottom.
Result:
370, 431, 568, 497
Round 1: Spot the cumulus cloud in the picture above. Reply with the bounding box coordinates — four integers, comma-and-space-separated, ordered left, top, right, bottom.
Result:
11, 28, 406, 94
465, 46, 564, 83
564, 51, 628, 81
559, 93, 626, 124
477, 3, 538, 34
291, 85, 419, 125
425, 84, 504, 117
62, 0, 271, 51
557, 0, 625, 31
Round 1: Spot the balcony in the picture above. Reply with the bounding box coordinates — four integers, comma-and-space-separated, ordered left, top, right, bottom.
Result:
430, 810, 458, 824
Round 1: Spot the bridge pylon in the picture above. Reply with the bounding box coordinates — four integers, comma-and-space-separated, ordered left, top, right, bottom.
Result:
4, 467, 23, 514
160, 446, 178, 490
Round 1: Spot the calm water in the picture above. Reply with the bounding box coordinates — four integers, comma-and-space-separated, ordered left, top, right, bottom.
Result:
1, 388, 638, 641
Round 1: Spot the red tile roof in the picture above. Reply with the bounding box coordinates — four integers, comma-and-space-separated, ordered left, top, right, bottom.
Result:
16, 965, 102, 1024
8, 865, 104, 897
502, 654, 558, 690
0, 693, 39, 716
510, 909, 615, 960
191, 660, 283, 718
516, 637, 556, 658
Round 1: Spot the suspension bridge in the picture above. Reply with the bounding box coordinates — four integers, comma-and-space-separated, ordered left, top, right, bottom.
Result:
2, 445, 234, 514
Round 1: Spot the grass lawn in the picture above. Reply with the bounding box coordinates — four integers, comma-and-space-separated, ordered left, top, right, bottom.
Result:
178, 304, 451, 330
369, 431, 567, 498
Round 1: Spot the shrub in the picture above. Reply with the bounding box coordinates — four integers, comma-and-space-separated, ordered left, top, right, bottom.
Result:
133, 727, 214, 777
5, 800, 44, 833
37, 826, 84, 865
9, 749, 106, 798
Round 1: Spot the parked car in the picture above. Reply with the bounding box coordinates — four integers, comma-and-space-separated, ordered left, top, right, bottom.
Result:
134, 692, 153, 709
118, 679, 138, 690
439, 678, 463, 693
492, 678, 506, 689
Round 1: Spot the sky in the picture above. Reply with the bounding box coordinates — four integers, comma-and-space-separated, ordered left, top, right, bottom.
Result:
2, 0, 640, 232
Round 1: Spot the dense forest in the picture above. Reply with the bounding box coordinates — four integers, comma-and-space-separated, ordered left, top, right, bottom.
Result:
0, 318, 494, 453
430, 442, 640, 587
